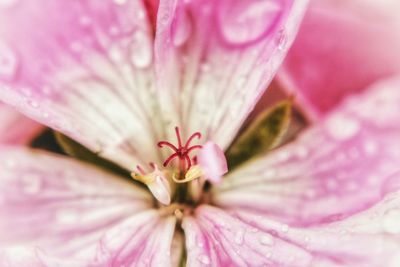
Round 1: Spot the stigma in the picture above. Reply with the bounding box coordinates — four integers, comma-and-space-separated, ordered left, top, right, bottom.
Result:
158, 126, 202, 175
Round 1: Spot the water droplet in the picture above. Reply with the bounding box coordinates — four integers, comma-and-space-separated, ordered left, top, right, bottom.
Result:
197, 254, 211, 265
218, 0, 283, 45
200, 63, 211, 73
276, 29, 287, 51
197, 241, 204, 248
172, 2, 192, 46
70, 41, 83, 53
0, 0, 19, 8
382, 209, 400, 234
26, 99, 39, 108
21, 174, 42, 194
113, 0, 127, 5
79, 15, 92, 27
363, 141, 378, 155
56, 210, 79, 224
281, 224, 289, 233
234, 229, 245, 244
326, 114, 360, 141
0, 41, 18, 80
130, 31, 152, 68
235, 76, 247, 89
259, 234, 275, 246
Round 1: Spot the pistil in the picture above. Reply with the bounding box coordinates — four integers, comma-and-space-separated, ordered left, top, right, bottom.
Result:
158, 126, 202, 178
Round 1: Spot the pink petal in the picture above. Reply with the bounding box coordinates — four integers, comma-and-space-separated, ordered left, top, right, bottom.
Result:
279, 0, 400, 118
214, 77, 400, 226
0, 0, 162, 169
93, 213, 177, 267
184, 203, 400, 267
182, 205, 312, 266
197, 141, 228, 184
0, 247, 86, 267
0, 146, 161, 260
154, 0, 308, 149
0, 103, 42, 144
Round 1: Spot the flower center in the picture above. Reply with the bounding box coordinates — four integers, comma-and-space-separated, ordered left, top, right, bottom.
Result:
130, 126, 227, 207
158, 126, 202, 178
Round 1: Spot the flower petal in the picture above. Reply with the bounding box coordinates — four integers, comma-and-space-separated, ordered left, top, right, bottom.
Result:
0, 103, 42, 144
197, 141, 228, 184
279, 0, 400, 118
0, 247, 86, 267
0, 146, 175, 266
182, 205, 312, 266
184, 203, 400, 267
0, 0, 163, 170
214, 77, 400, 226
92, 212, 177, 267
154, 0, 308, 148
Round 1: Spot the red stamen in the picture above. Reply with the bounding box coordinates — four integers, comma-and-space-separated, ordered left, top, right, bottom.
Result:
157, 126, 203, 172
185, 132, 202, 149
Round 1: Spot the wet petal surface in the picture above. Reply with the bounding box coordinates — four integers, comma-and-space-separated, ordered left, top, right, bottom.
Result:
154, 0, 308, 149
279, 0, 400, 118
214, 77, 400, 226
0, 146, 177, 266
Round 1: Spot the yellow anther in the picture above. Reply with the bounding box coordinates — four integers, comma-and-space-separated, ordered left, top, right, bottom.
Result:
172, 165, 203, 184
131, 172, 155, 185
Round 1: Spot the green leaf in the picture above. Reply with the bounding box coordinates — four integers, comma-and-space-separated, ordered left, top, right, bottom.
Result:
226, 99, 292, 169
54, 132, 131, 178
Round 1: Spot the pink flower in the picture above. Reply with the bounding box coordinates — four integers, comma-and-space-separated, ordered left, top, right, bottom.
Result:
0, 1, 400, 267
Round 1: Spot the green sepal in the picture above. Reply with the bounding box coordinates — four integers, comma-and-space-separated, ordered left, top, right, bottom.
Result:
54, 131, 131, 178
226, 99, 292, 169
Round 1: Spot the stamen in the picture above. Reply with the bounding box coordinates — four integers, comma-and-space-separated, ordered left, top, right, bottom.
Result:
131, 164, 171, 205
172, 166, 203, 183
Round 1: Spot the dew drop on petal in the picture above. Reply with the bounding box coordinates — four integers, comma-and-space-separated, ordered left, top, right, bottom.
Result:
26, 99, 39, 109
326, 114, 360, 141
281, 224, 289, 233
275, 29, 287, 51
129, 31, 153, 69
21, 174, 42, 194
0, 0, 19, 8
56, 210, 80, 225
382, 209, 400, 234
0, 41, 18, 80
197, 254, 211, 265
234, 229, 245, 244
218, 0, 283, 45
113, 0, 127, 5
172, 2, 192, 46
259, 234, 275, 246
